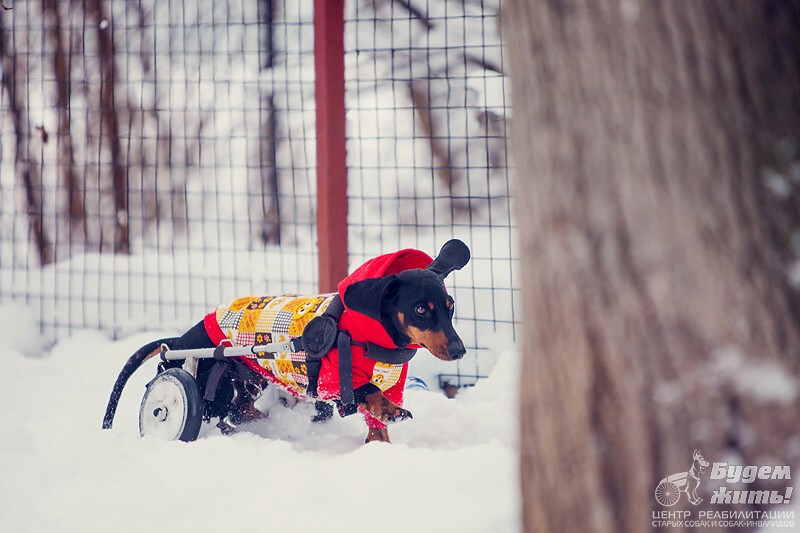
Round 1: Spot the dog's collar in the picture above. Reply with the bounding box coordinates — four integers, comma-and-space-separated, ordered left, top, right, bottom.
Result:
351, 339, 417, 364
319, 294, 417, 360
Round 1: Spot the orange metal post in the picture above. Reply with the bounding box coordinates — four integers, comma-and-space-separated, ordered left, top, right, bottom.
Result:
314, 0, 349, 293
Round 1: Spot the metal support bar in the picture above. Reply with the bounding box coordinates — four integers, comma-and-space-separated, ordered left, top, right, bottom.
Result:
161, 340, 301, 362
314, 0, 349, 293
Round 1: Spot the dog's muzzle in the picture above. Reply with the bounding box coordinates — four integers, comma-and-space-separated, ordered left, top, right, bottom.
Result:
448, 338, 466, 360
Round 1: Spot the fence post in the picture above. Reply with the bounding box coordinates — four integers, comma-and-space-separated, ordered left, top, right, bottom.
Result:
314, 0, 349, 293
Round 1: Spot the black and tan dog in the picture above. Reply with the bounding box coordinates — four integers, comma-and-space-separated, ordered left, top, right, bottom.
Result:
103, 239, 471, 443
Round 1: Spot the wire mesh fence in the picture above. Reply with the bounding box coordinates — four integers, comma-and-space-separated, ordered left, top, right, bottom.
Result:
0, 0, 514, 387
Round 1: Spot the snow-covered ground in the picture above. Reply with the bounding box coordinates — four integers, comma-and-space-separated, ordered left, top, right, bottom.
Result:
0, 305, 520, 533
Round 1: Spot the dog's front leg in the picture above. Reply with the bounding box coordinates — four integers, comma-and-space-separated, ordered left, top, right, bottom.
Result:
355, 383, 413, 423
353, 384, 412, 444
366, 427, 391, 443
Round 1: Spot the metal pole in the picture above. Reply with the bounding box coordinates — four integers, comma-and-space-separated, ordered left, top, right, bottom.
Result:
314, 0, 349, 293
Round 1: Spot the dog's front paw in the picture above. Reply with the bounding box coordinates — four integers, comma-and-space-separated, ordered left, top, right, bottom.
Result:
360, 386, 413, 423
386, 407, 413, 423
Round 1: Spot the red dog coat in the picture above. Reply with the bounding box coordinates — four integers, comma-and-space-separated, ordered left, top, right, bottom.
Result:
203, 248, 433, 429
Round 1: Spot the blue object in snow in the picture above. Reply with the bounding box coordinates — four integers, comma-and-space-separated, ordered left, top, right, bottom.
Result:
405, 376, 429, 391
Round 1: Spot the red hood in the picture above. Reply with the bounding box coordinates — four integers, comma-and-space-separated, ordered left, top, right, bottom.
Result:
337, 249, 433, 348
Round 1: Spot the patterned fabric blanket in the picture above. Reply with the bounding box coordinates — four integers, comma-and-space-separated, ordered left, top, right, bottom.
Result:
203, 247, 434, 429
207, 294, 404, 398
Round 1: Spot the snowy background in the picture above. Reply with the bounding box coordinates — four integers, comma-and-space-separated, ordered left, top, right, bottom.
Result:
0, 0, 515, 388
0, 306, 520, 533
1, 2, 520, 530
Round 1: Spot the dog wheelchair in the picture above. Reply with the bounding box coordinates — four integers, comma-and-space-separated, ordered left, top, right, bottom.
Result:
139, 338, 305, 441
138, 309, 346, 442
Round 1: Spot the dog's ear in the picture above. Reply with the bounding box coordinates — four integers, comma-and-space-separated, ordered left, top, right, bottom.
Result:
428, 239, 471, 279
343, 275, 399, 321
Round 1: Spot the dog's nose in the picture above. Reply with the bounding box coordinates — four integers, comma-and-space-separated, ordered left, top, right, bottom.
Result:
448, 339, 466, 360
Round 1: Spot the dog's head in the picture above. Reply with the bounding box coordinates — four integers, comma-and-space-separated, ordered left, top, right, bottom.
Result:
343, 239, 471, 361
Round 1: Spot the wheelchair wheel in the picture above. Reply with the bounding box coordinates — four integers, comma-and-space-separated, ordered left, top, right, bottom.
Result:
139, 368, 203, 442
655, 480, 681, 507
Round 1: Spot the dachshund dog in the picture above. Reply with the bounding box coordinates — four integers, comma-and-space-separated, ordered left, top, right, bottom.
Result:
102, 240, 471, 443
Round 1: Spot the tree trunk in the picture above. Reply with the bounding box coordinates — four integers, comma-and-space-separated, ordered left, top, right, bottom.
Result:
506, 1, 800, 532
259, 94, 281, 245
43, 0, 86, 244
409, 80, 458, 194
257, 0, 281, 245
0, 13, 53, 265
87, 0, 129, 254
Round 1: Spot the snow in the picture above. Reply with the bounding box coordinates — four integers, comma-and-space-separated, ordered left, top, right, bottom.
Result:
0, 0, 515, 393
0, 305, 520, 533
1, 3, 517, 526
1, 225, 518, 392
711, 347, 798, 405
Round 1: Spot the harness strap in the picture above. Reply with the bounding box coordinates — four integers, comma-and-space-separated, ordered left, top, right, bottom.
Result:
213, 345, 227, 360
203, 361, 228, 402
203, 357, 266, 404
306, 358, 323, 399
301, 293, 417, 408
304, 295, 345, 399
325, 294, 345, 320
361, 342, 417, 364
338, 330, 354, 405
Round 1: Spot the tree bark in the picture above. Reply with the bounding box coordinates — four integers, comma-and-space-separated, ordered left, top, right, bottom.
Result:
43, 0, 86, 243
409, 80, 458, 194
1, 13, 53, 265
259, 94, 281, 245
87, 0, 129, 254
506, 1, 800, 532
257, 0, 281, 245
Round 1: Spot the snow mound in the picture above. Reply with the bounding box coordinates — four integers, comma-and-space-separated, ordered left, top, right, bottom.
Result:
0, 310, 520, 533
0, 304, 46, 357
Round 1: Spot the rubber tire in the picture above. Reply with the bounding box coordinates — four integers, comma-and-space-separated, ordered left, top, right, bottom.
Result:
139, 368, 203, 442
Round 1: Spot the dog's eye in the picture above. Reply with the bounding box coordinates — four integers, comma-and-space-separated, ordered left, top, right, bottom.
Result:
414, 304, 429, 317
